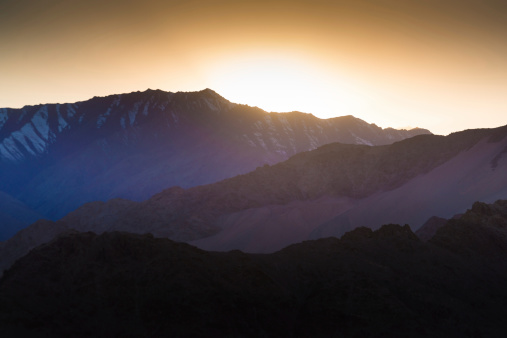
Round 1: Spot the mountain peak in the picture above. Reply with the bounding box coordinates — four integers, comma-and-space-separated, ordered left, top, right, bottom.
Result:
0, 88, 434, 238
199, 88, 220, 95
178, 88, 229, 102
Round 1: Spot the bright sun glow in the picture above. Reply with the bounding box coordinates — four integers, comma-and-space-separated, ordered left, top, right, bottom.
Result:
207, 54, 368, 119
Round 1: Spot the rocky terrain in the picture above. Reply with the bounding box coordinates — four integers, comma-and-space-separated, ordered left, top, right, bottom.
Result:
415, 216, 449, 241
1, 124, 506, 277
1, 200, 507, 337
0, 89, 429, 239
45, 126, 507, 240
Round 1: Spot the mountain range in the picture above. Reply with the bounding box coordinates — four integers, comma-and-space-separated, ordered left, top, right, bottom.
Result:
1, 199, 507, 337
2, 88, 507, 336
1, 123, 505, 275
0, 89, 429, 239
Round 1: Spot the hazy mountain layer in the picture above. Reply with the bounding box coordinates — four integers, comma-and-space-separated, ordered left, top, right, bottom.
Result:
0, 89, 429, 239
310, 129, 507, 240
2, 200, 507, 337
2, 124, 505, 266
194, 127, 507, 251
60, 125, 507, 248
0, 192, 42, 239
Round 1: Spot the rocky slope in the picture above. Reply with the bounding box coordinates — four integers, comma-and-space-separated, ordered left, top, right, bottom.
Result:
0, 220, 71, 276
415, 216, 448, 241
1, 124, 505, 272
310, 126, 507, 240
2, 124, 505, 266
0, 89, 429, 239
2, 200, 507, 337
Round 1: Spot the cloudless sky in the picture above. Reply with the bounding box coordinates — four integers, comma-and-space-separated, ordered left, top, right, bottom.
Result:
1, 0, 506, 135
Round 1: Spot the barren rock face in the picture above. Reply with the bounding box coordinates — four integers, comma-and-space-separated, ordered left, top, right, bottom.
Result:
53, 125, 507, 247
0, 89, 429, 240
1, 124, 506, 274
429, 200, 507, 259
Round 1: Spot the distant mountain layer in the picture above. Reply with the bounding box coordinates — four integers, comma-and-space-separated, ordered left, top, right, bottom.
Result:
0, 89, 429, 239
64, 126, 507, 244
307, 126, 507, 241
0, 192, 43, 239
2, 200, 507, 337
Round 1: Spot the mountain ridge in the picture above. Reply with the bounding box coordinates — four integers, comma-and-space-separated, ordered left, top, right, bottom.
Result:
2, 123, 505, 268
0, 88, 430, 239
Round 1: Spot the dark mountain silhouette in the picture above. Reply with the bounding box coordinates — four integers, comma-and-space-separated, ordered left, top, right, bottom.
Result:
0, 89, 429, 239
415, 212, 465, 242
1, 200, 507, 337
415, 216, 448, 241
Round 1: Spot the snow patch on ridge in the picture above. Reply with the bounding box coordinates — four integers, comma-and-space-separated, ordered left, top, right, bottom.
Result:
204, 98, 218, 111
0, 118, 50, 162
19, 123, 47, 153
278, 116, 292, 131
0, 144, 15, 161
243, 134, 256, 147
12, 128, 36, 154
254, 121, 263, 130
0, 139, 22, 161
253, 132, 267, 149
264, 115, 276, 131
0, 105, 60, 162
302, 123, 319, 150
142, 101, 150, 116
270, 135, 284, 149
66, 104, 78, 119
98, 96, 122, 128
56, 105, 68, 132
128, 102, 141, 126
97, 112, 110, 128
31, 107, 51, 141
352, 133, 373, 146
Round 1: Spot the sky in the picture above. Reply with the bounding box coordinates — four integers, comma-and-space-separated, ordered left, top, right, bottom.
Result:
1, 0, 506, 135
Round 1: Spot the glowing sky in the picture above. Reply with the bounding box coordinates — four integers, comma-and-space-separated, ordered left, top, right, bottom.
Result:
1, 0, 506, 135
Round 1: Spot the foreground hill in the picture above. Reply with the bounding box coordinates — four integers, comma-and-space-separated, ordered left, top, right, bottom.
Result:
1, 200, 507, 337
0, 89, 428, 239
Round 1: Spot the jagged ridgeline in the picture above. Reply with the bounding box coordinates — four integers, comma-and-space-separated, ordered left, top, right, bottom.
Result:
1, 200, 507, 337
1, 123, 506, 275
49, 125, 507, 247
0, 89, 429, 239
